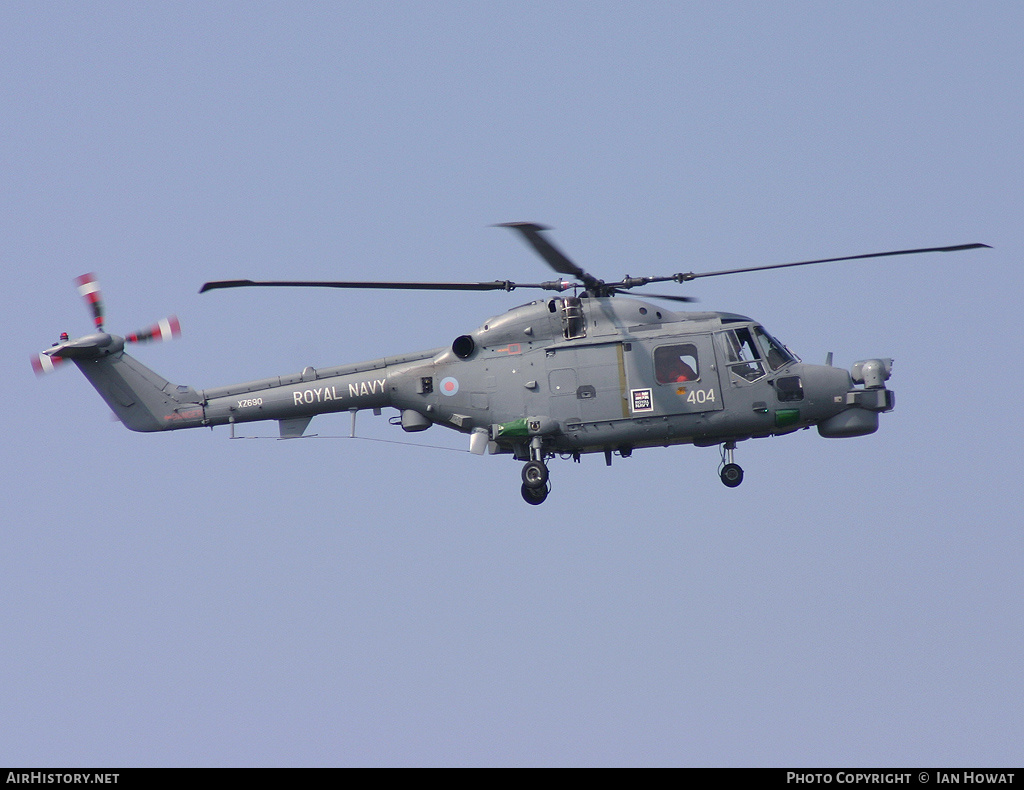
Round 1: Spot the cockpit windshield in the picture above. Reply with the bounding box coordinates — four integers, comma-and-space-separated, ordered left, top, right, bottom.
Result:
753, 326, 795, 370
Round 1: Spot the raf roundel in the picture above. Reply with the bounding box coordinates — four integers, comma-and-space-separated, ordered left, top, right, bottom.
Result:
439, 376, 459, 396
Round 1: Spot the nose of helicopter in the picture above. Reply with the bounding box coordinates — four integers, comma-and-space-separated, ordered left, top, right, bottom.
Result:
801, 363, 854, 404
796, 363, 854, 422
800, 359, 895, 438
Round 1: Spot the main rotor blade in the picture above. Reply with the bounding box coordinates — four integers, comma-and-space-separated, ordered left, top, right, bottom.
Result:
617, 289, 698, 304
678, 243, 991, 281
496, 222, 603, 290
200, 278, 572, 294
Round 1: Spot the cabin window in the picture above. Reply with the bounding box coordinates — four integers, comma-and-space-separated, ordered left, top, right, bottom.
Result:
655, 343, 700, 384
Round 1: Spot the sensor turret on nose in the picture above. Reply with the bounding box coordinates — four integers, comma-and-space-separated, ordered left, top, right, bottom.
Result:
851, 358, 893, 389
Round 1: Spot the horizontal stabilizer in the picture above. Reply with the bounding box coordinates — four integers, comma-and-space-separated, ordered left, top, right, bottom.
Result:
279, 416, 313, 438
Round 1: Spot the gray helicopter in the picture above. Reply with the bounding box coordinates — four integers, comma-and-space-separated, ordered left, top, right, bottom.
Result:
34, 223, 988, 504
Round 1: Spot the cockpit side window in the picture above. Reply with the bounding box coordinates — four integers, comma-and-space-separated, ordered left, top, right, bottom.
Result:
719, 327, 766, 383
735, 327, 759, 362
655, 343, 700, 384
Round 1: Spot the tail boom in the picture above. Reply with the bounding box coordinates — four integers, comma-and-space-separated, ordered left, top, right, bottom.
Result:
72, 345, 441, 434
73, 350, 205, 432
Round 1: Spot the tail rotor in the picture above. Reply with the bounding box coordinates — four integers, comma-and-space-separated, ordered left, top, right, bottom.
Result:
32, 273, 181, 376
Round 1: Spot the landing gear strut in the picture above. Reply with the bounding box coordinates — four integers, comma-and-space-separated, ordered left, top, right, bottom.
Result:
719, 441, 744, 488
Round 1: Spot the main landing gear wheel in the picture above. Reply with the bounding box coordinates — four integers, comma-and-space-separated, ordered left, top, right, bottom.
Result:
720, 463, 744, 488
521, 460, 549, 489
521, 482, 550, 505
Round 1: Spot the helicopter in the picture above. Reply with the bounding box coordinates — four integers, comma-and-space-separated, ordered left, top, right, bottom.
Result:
33, 223, 988, 504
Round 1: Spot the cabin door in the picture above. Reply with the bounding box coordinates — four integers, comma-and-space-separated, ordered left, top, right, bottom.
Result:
622, 333, 724, 416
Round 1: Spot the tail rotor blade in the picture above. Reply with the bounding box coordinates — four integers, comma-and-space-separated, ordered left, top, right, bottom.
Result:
75, 273, 105, 331
125, 316, 181, 344
31, 352, 65, 376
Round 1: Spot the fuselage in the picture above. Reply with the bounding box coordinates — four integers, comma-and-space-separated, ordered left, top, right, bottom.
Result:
148, 294, 886, 456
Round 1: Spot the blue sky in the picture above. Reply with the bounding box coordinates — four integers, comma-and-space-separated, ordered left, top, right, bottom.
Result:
3, 1, 1022, 766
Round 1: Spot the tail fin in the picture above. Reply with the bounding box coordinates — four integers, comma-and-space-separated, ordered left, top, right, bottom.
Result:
74, 349, 204, 432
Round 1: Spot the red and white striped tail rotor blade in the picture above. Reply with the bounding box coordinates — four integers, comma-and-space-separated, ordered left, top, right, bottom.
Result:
31, 352, 66, 376
75, 273, 105, 331
125, 315, 181, 344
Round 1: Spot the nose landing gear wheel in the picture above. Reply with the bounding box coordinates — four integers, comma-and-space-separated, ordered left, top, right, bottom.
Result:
521, 482, 550, 505
720, 463, 744, 488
